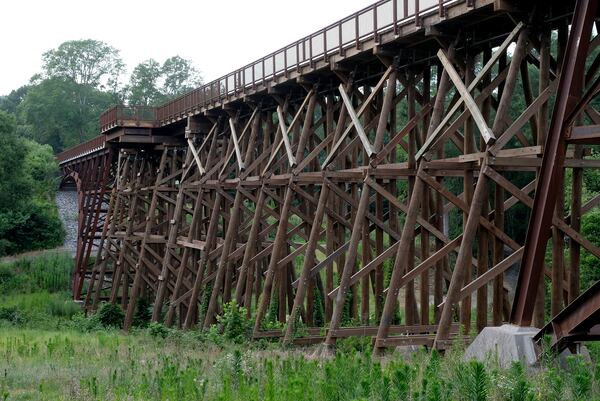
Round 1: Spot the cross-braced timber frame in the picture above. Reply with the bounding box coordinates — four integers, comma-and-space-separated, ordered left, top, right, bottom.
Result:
57, 0, 600, 353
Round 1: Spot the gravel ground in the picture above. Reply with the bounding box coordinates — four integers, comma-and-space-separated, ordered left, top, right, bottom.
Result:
56, 190, 78, 253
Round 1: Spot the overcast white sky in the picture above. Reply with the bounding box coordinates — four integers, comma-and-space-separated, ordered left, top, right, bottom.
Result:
0, 0, 370, 95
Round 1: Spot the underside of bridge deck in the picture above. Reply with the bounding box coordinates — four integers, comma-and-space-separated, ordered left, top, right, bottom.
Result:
56, 0, 600, 353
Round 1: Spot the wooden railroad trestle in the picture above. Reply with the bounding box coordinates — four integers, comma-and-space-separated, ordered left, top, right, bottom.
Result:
57, 0, 600, 352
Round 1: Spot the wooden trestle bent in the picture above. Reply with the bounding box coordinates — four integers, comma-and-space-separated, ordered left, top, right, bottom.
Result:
57, 0, 600, 352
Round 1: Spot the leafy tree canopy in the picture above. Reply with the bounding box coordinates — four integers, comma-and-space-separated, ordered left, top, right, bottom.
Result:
161, 55, 202, 98
18, 77, 112, 151
126, 55, 203, 106
127, 59, 164, 106
42, 39, 124, 91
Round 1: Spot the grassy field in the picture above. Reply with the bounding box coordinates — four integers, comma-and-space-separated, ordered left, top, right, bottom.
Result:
1, 252, 600, 401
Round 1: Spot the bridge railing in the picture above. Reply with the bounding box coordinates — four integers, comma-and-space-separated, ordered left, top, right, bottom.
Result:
100, 105, 157, 133
56, 135, 106, 165
155, 0, 456, 124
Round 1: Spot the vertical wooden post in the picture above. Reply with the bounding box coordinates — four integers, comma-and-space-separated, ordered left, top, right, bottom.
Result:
477, 48, 491, 331
283, 184, 329, 343
203, 190, 244, 327
434, 164, 488, 348
420, 66, 431, 326
239, 189, 267, 312
110, 158, 145, 305
405, 73, 419, 325
184, 191, 223, 328
152, 150, 194, 322
325, 180, 371, 347
124, 148, 170, 331
461, 54, 475, 335
375, 165, 424, 352
91, 155, 129, 310
253, 181, 294, 334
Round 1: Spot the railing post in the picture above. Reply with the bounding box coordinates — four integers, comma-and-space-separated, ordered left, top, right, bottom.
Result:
296, 41, 300, 72
415, 0, 420, 26
323, 30, 328, 62
393, 0, 398, 34
373, 4, 378, 42
338, 21, 343, 55
309, 35, 314, 67
355, 14, 360, 49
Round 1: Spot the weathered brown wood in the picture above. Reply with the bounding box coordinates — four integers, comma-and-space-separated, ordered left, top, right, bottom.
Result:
124, 148, 170, 331
183, 191, 223, 328
434, 162, 488, 347
60, 2, 600, 353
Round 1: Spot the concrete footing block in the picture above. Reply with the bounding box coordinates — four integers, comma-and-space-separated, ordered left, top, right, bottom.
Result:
464, 324, 539, 369
394, 345, 422, 360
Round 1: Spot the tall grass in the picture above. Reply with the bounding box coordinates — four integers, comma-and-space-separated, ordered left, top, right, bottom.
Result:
1, 328, 599, 401
0, 251, 76, 329
0, 251, 73, 294
1, 252, 600, 401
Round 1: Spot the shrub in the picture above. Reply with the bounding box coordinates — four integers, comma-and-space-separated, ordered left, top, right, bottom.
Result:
133, 297, 152, 328
336, 336, 372, 355
0, 306, 25, 325
96, 302, 125, 328
148, 322, 170, 338
69, 312, 103, 332
581, 209, 600, 291
216, 301, 252, 344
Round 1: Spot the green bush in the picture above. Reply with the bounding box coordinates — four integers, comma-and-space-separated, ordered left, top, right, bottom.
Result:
133, 297, 152, 328
148, 322, 170, 338
336, 336, 372, 355
216, 301, 252, 344
96, 302, 125, 328
5, 200, 64, 253
0, 306, 24, 325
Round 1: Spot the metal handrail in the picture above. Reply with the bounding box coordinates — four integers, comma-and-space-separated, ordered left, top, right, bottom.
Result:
155, 0, 455, 124
56, 136, 106, 164
99, 0, 458, 129
100, 105, 157, 132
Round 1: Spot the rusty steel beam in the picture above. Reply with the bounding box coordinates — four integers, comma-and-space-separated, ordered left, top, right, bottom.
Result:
534, 280, 600, 352
511, 0, 597, 326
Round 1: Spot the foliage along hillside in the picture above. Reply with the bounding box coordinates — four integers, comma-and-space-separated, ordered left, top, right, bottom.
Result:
0, 111, 63, 257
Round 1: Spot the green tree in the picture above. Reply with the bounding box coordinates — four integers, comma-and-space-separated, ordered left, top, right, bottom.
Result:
42, 39, 124, 90
161, 55, 202, 98
18, 77, 112, 151
0, 112, 30, 212
41, 40, 124, 142
581, 210, 600, 291
0, 110, 64, 256
0, 85, 29, 115
126, 56, 202, 106
23, 140, 60, 200
127, 59, 164, 106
